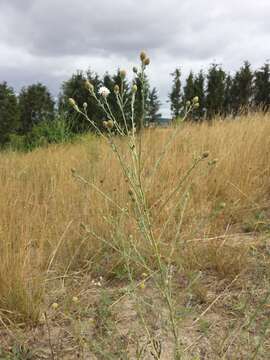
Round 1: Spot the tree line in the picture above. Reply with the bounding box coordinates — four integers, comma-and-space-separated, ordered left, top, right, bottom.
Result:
170, 61, 270, 120
0, 61, 269, 148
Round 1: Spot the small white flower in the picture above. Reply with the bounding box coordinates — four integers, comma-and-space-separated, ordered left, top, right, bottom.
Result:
98, 86, 110, 97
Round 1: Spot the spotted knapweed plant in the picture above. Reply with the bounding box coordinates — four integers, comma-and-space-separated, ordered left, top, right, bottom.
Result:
69, 51, 207, 359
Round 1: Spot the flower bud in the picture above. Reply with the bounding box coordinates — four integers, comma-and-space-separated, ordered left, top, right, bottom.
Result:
194, 102, 200, 109
133, 66, 138, 74
219, 202, 226, 209
83, 102, 88, 110
114, 84, 120, 94
107, 120, 114, 129
68, 98, 76, 107
186, 100, 191, 107
140, 51, 147, 61
132, 84, 137, 93
120, 69, 126, 80
85, 80, 94, 93
202, 151, 210, 158
51, 302, 59, 310
193, 96, 199, 104
143, 57, 150, 66
140, 282, 146, 289
208, 158, 218, 166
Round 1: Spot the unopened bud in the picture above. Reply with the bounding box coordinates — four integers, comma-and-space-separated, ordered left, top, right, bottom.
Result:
120, 69, 126, 80
83, 102, 87, 110
208, 158, 218, 166
85, 80, 94, 93
140, 51, 147, 61
132, 84, 137, 93
68, 98, 76, 107
194, 102, 200, 109
202, 151, 210, 159
107, 120, 114, 129
186, 100, 191, 107
193, 96, 199, 104
219, 202, 226, 209
114, 84, 120, 94
69, 98, 79, 111
143, 57, 150, 66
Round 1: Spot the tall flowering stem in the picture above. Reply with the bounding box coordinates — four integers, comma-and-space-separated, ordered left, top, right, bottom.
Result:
69, 52, 205, 358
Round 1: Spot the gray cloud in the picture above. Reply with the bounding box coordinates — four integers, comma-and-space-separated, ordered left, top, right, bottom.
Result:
0, 0, 270, 116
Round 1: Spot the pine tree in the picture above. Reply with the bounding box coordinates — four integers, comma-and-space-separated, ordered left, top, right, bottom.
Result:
148, 87, 162, 123
193, 71, 205, 119
206, 64, 226, 119
230, 61, 253, 115
169, 68, 182, 119
0, 82, 20, 144
254, 62, 270, 111
19, 83, 55, 134
223, 74, 233, 116
133, 73, 150, 130
183, 71, 195, 103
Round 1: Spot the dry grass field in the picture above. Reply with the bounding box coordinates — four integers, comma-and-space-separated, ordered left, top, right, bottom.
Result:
0, 113, 270, 359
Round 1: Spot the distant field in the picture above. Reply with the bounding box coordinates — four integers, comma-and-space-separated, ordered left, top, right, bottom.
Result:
0, 113, 270, 359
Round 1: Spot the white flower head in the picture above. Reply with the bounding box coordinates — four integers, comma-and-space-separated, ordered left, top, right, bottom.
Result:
98, 86, 110, 98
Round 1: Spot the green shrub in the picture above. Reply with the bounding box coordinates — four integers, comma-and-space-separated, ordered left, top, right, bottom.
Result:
28, 115, 73, 148
6, 114, 74, 151
7, 134, 28, 151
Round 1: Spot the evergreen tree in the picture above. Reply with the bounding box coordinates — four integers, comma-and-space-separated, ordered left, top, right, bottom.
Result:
183, 71, 196, 120
254, 62, 270, 111
148, 87, 162, 123
19, 83, 55, 134
183, 71, 195, 104
169, 68, 182, 119
193, 70, 205, 119
0, 82, 20, 144
133, 73, 150, 130
206, 64, 226, 119
59, 70, 102, 133
231, 61, 253, 114
223, 74, 233, 116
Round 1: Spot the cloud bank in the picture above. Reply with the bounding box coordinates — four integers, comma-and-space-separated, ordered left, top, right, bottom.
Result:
0, 0, 269, 115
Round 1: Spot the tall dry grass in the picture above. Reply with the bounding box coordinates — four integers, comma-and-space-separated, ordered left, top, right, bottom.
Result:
0, 113, 270, 323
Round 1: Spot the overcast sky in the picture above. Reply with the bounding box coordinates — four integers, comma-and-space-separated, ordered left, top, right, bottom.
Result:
0, 0, 269, 116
